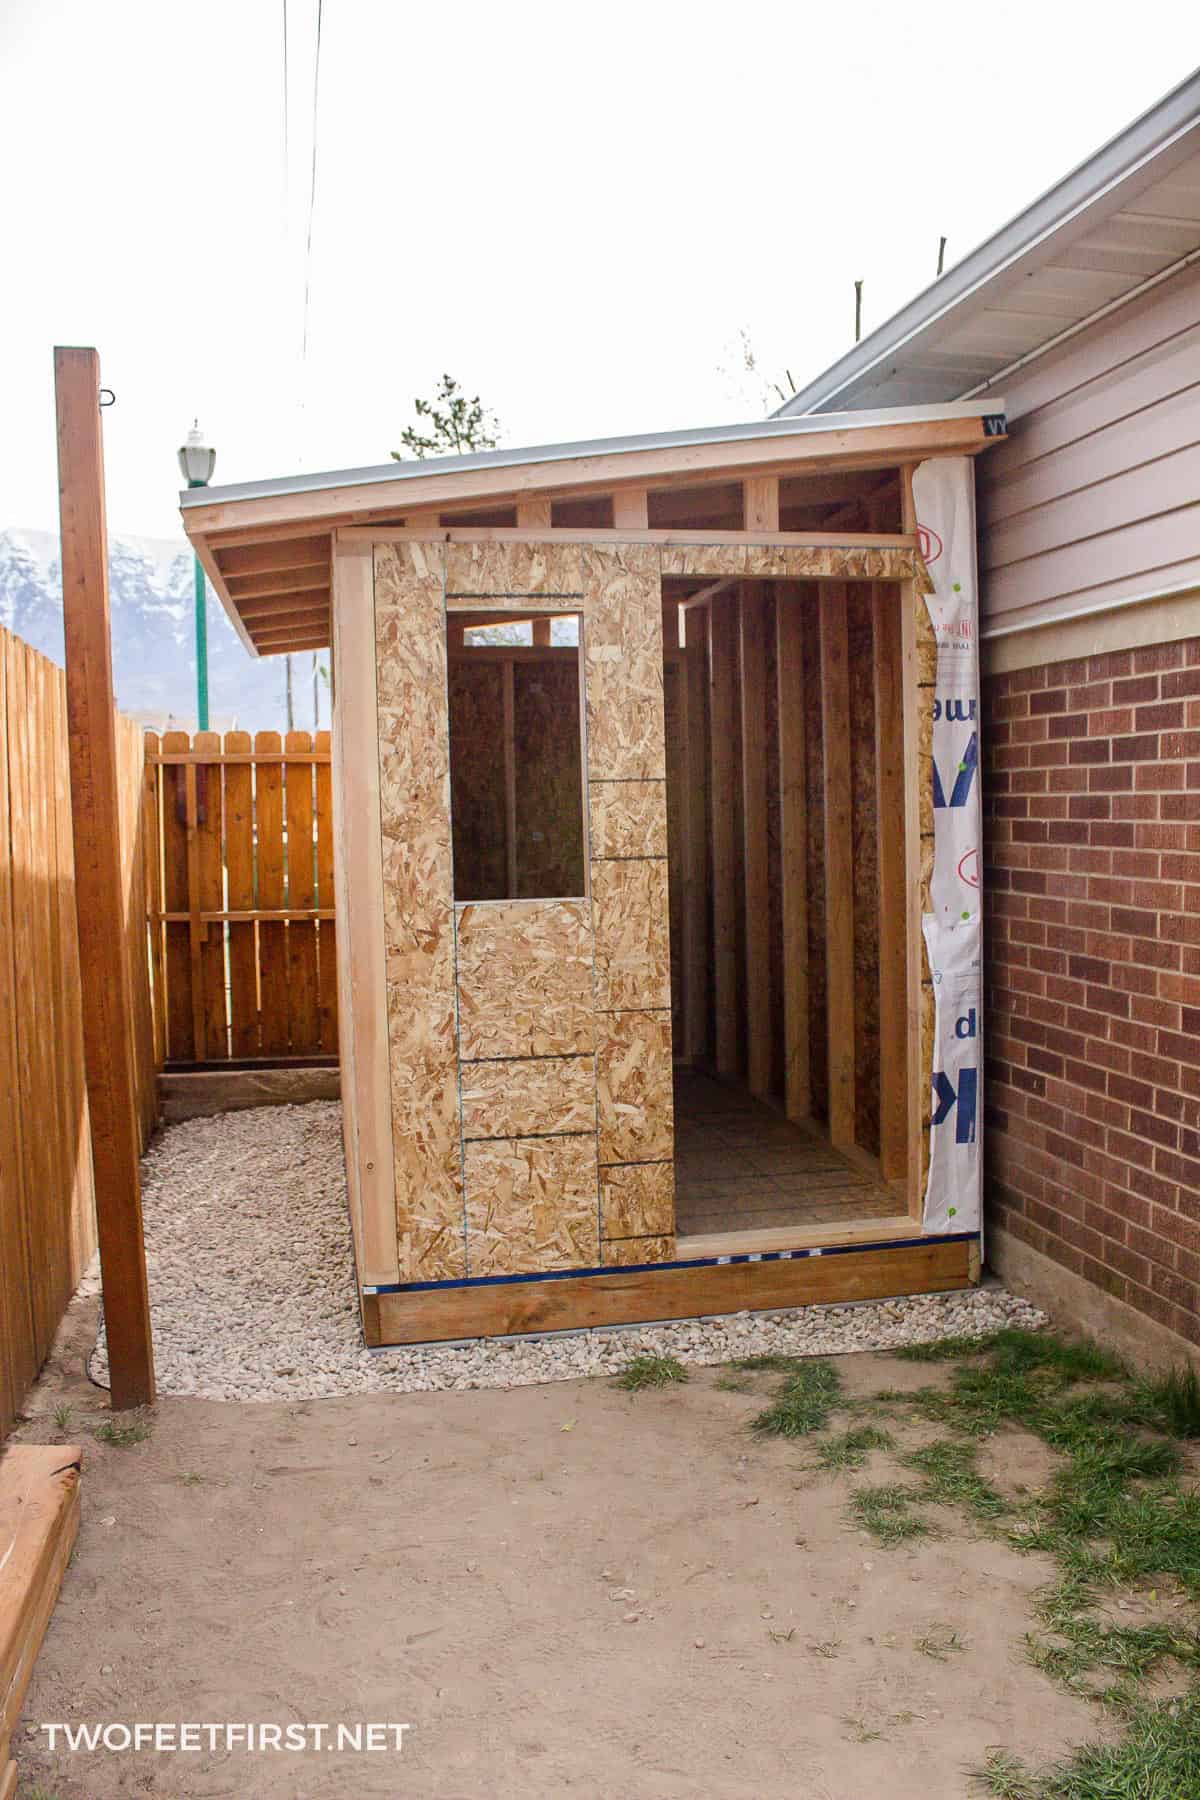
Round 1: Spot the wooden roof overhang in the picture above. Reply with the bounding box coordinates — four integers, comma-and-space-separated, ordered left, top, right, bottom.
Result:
179, 403, 1006, 656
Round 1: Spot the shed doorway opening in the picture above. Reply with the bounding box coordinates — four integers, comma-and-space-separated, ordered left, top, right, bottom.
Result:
662, 576, 915, 1252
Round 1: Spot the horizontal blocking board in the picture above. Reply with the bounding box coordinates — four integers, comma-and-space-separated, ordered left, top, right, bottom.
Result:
362, 1236, 974, 1345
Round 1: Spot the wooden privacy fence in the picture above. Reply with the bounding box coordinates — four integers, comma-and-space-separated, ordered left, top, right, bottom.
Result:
146, 731, 338, 1064
0, 625, 157, 1440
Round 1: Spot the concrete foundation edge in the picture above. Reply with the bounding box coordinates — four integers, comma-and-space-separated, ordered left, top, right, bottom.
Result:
987, 1223, 1197, 1373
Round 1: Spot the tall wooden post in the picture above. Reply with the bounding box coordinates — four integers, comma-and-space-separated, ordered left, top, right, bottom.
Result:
54, 346, 155, 1410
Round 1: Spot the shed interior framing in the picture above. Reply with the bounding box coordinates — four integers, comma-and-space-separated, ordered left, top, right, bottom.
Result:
182, 406, 1001, 1342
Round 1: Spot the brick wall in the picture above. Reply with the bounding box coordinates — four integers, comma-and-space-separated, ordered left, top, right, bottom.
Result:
983, 637, 1200, 1349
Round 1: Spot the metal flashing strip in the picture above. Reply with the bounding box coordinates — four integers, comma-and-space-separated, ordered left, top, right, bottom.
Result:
361, 1230, 979, 1296
179, 401, 1001, 512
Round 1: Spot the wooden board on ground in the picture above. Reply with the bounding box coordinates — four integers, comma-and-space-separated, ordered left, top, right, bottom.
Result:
364, 1238, 973, 1345
0, 1445, 81, 1780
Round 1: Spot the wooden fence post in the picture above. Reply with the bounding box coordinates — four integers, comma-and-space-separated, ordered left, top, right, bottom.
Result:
54, 346, 154, 1411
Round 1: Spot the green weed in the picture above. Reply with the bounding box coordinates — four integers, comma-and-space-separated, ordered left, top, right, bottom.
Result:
811, 1424, 893, 1471
95, 1417, 152, 1447
1132, 1364, 1200, 1440
750, 1359, 841, 1438
972, 1690, 1200, 1798
902, 1437, 1009, 1520
52, 1402, 72, 1431
849, 1483, 933, 1547
612, 1354, 688, 1392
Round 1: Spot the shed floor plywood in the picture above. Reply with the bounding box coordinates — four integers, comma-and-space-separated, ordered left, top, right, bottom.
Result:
673, 1070, 902, 1239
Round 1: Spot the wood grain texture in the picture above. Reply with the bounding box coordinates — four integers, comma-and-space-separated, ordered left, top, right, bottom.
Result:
600, 1159, 674, 1239
460, 1055, 596, 1140
55, 345, 154, 1411
374, 541, 464, 1282
602, 1235, 674, 1265
595, 1009, 674, 1164
775, 585, 810, 1120
680, 637, 710, 1063
331, 541, 398, 1288
819, 584, 855, 1147
708, 592, 738, 1074
0, 1445, 81, 1764
365, 1238, 973, 1344
581, 543, 666, 780
588, 780, 668, 860
456, 899, 594, 1059
590, 858, 671, 1012
465, 1135, 600, 1275
873, 583, 907, 1180
739, 585, 771, 1096
446, 541, 584, 598
223, 730, 259, 1057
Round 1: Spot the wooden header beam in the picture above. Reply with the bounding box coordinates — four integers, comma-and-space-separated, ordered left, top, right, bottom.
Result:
54, 346, 155, 1411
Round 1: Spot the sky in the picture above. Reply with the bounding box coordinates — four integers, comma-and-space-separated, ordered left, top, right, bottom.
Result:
4, 0, 1198, 541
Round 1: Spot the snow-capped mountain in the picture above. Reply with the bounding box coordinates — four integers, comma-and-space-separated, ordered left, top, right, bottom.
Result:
0, 528, 323, 732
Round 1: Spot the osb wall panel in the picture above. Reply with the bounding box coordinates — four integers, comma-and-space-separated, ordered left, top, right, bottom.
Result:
601, 1160, 674, 1238
513, 659, 585, 898
448, 658, 507, 900
764, 602, 785, 1100
465, 1135, 600, 1276
446, 542, 585, 598
589, 779, 669, 860
601, 1235, 674, 1266
662, 545, 933, 584
596, 1010, 674, 1165
848, 586, 881, 1156
663, 663, 686, 1030
591, 858, 671, 1012
460, 1055, 596, 1141
456, 899, 594, 1059
582, 544, 665, 780
374, 541, 465, 1280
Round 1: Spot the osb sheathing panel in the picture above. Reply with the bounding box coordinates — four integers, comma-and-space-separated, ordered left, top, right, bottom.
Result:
764, 600, 785, 1097
600, 1159, 674, 1239
447, 659, 507, 900
663, 662, 685, 1031
374, 542, 465, 1281
596, 1010, 674, 1164
460, 1055, 596, 1141
446, 542, 585, 598
591, 858, 671, 1012
661, 546, 934, 584
465, 1136, 600, 1276
455, 899, 594, 1059
582, 544, 665, 780
514, 659, 585, 897
589, 779, 669, 861
601, 1235, 674, 1266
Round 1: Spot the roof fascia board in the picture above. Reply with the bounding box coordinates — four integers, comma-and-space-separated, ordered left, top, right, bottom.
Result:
776, 67, 1200, 417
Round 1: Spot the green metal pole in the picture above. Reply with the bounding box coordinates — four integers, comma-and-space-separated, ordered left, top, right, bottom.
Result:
188, 478, 209, 731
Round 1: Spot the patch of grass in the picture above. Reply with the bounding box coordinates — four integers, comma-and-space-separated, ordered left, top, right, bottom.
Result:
1024, 1615, 1200, 1695
94, 1417, 153, 1447
902, 1437, 1010, 1521
714, 1372, 753, 1393
849, 1483, 933, 1547
52, 1402, 73, 1431
1132, 1364, 1200, 1440
915, 1625, 967, 1661
750, 1358, 841, 1438
612, 1354, 688, 1392
811, 1424, 893, 1471
971, 1690, 1200, 1798
896, 1332, 1001, 1363
731, 1352, 811, 1373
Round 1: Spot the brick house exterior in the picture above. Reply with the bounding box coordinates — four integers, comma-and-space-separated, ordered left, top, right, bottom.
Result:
984, 640, 1200, 1349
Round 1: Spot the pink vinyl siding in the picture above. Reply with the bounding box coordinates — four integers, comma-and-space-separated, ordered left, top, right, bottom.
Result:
977, 258, 1200, 629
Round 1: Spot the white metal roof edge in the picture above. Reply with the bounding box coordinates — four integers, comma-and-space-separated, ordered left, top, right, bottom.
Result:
774, 65, 1200, 418
179, 399, 1001, 511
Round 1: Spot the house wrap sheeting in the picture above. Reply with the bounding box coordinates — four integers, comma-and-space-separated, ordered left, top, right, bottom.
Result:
916, 458, 982, 1235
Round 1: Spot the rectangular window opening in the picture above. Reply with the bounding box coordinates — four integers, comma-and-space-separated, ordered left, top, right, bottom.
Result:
447, 611, 586, 902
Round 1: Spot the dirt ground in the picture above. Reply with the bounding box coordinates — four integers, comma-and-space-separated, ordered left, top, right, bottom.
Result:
10, 1300, 1107, 1800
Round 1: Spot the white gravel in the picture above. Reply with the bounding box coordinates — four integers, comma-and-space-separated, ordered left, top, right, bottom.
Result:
90, 1101, 1047, 1402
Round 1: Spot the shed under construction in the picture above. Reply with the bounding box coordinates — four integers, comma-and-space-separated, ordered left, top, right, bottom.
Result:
181, 405, 998, 1344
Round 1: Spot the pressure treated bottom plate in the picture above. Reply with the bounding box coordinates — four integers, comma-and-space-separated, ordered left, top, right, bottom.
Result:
362, 1238, 973, 1346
